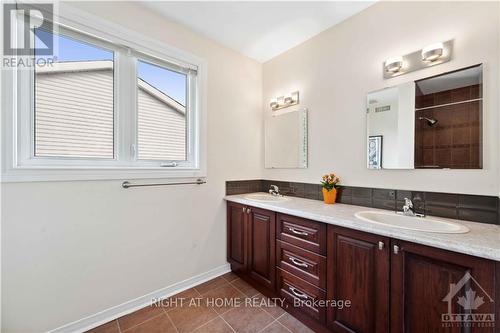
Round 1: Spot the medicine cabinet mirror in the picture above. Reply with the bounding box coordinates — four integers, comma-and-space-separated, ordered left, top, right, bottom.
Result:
265, 108, 308, 169
366, 64, 483, 170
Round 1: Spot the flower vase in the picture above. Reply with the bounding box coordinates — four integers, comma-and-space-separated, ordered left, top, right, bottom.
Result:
322, 188, 337, 204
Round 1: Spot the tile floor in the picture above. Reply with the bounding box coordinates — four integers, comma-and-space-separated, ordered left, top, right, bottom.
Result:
87, 272, 314, 333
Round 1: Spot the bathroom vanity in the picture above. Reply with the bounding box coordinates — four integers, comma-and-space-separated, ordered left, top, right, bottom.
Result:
225, 194, 500, 333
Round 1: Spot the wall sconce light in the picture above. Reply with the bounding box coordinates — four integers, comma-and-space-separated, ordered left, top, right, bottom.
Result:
384, 56, 404, 74
270, 91, 299, 110
383, 40, 453, 79
422, 42, 444, 62
270, 98, 278, 109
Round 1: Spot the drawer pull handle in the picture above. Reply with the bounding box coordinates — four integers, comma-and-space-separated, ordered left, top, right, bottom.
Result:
393, 245, 400, 255
289, 286, 309, 300
288, 227, 308, 236
289, 256, 309, 268
378, 241, 384, 250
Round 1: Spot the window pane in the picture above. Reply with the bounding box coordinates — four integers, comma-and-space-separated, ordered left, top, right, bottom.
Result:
34, 29, 114, 159
137, 60, 187, 161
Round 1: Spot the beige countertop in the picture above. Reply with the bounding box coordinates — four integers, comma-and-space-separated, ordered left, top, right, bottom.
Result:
225, 193, 500, 261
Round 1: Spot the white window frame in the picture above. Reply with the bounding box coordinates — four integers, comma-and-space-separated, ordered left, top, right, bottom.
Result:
18, 23, 120, 167
132, 53, 196, 168
1, 4, 207, 182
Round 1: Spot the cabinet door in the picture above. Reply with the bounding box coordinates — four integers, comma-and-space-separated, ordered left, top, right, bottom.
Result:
248, 206, 276, 290
391, 240, 496, 333
227, 202, 247, 272
326, 226, 390, 333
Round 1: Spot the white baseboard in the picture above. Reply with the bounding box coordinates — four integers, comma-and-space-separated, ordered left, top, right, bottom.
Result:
47, 263, 231, 333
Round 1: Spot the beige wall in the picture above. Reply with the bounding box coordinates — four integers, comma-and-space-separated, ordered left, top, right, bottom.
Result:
1, 2, 262, 332
262, 1, 500, 196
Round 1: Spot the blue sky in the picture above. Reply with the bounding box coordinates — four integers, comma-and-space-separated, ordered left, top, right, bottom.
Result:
35, 29, 186, 105
138, 61, 186, 106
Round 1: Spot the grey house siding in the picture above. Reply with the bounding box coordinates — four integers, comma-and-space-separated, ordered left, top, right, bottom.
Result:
35, 68, 114, 158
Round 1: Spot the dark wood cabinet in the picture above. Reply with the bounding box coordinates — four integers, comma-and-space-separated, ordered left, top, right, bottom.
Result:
391, 239, 496, 333
276, 240, 326, 289
277, 268, 326, 322
226, 201, 499, 333
277, 213, 326, 255
227, 202, 247, 273
248, 206, 276, 290
326, 226, 390, 333
226, 202, 276, 291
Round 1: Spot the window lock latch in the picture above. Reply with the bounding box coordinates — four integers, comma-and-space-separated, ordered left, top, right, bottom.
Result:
130, 144, 137, 159
160, 162, 178, 167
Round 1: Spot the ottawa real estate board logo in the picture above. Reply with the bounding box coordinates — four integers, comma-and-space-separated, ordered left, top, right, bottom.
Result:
441, 272, 495, 328
3, 2, 55, 68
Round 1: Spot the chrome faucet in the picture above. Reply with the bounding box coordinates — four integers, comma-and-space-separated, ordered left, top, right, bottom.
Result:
402, 198, 424, 217
269, 185, 281, 196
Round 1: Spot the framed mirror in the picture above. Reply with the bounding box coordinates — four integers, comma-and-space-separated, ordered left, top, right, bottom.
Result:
265, 108, 308, 169
366, 64, 483, 169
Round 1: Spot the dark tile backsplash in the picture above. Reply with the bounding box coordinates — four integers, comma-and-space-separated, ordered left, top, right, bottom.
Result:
336, 187, 352, 204
372, 189, 396, 210
458, 194, 499, 225
226, 179, 500, 225
351, 187, 372, 207
225, 180, 263, 195
424, 192, 459, 219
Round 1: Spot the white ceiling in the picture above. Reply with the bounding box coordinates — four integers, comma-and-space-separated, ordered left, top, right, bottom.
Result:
144, 1, 375, 62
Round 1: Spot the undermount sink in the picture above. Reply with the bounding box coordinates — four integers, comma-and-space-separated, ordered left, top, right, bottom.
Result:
244, 193, 290, 203
355, 211, 470, 234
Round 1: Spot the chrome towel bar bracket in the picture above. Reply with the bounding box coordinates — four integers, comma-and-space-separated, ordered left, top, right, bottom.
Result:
122, 178, 206, 189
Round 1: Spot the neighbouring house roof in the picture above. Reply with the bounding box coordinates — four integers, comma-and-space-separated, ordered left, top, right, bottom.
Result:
36, 60, 185, 115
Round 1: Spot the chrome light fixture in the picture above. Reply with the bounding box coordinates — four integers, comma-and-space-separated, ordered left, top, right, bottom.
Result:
384, 56, 404, 73
269, 98, 278, 109
283, 95, 293, 104
422, 42, 444, 62
383, 40, 453, 79
270, 91, 299, 110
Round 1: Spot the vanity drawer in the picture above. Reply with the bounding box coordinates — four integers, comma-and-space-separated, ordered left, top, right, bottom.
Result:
277, 214, 326, 255
276, 240, 326, 289
277, 268, 326, 323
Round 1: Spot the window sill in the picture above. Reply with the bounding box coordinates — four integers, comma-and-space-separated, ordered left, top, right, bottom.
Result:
1, 166, 206, 183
